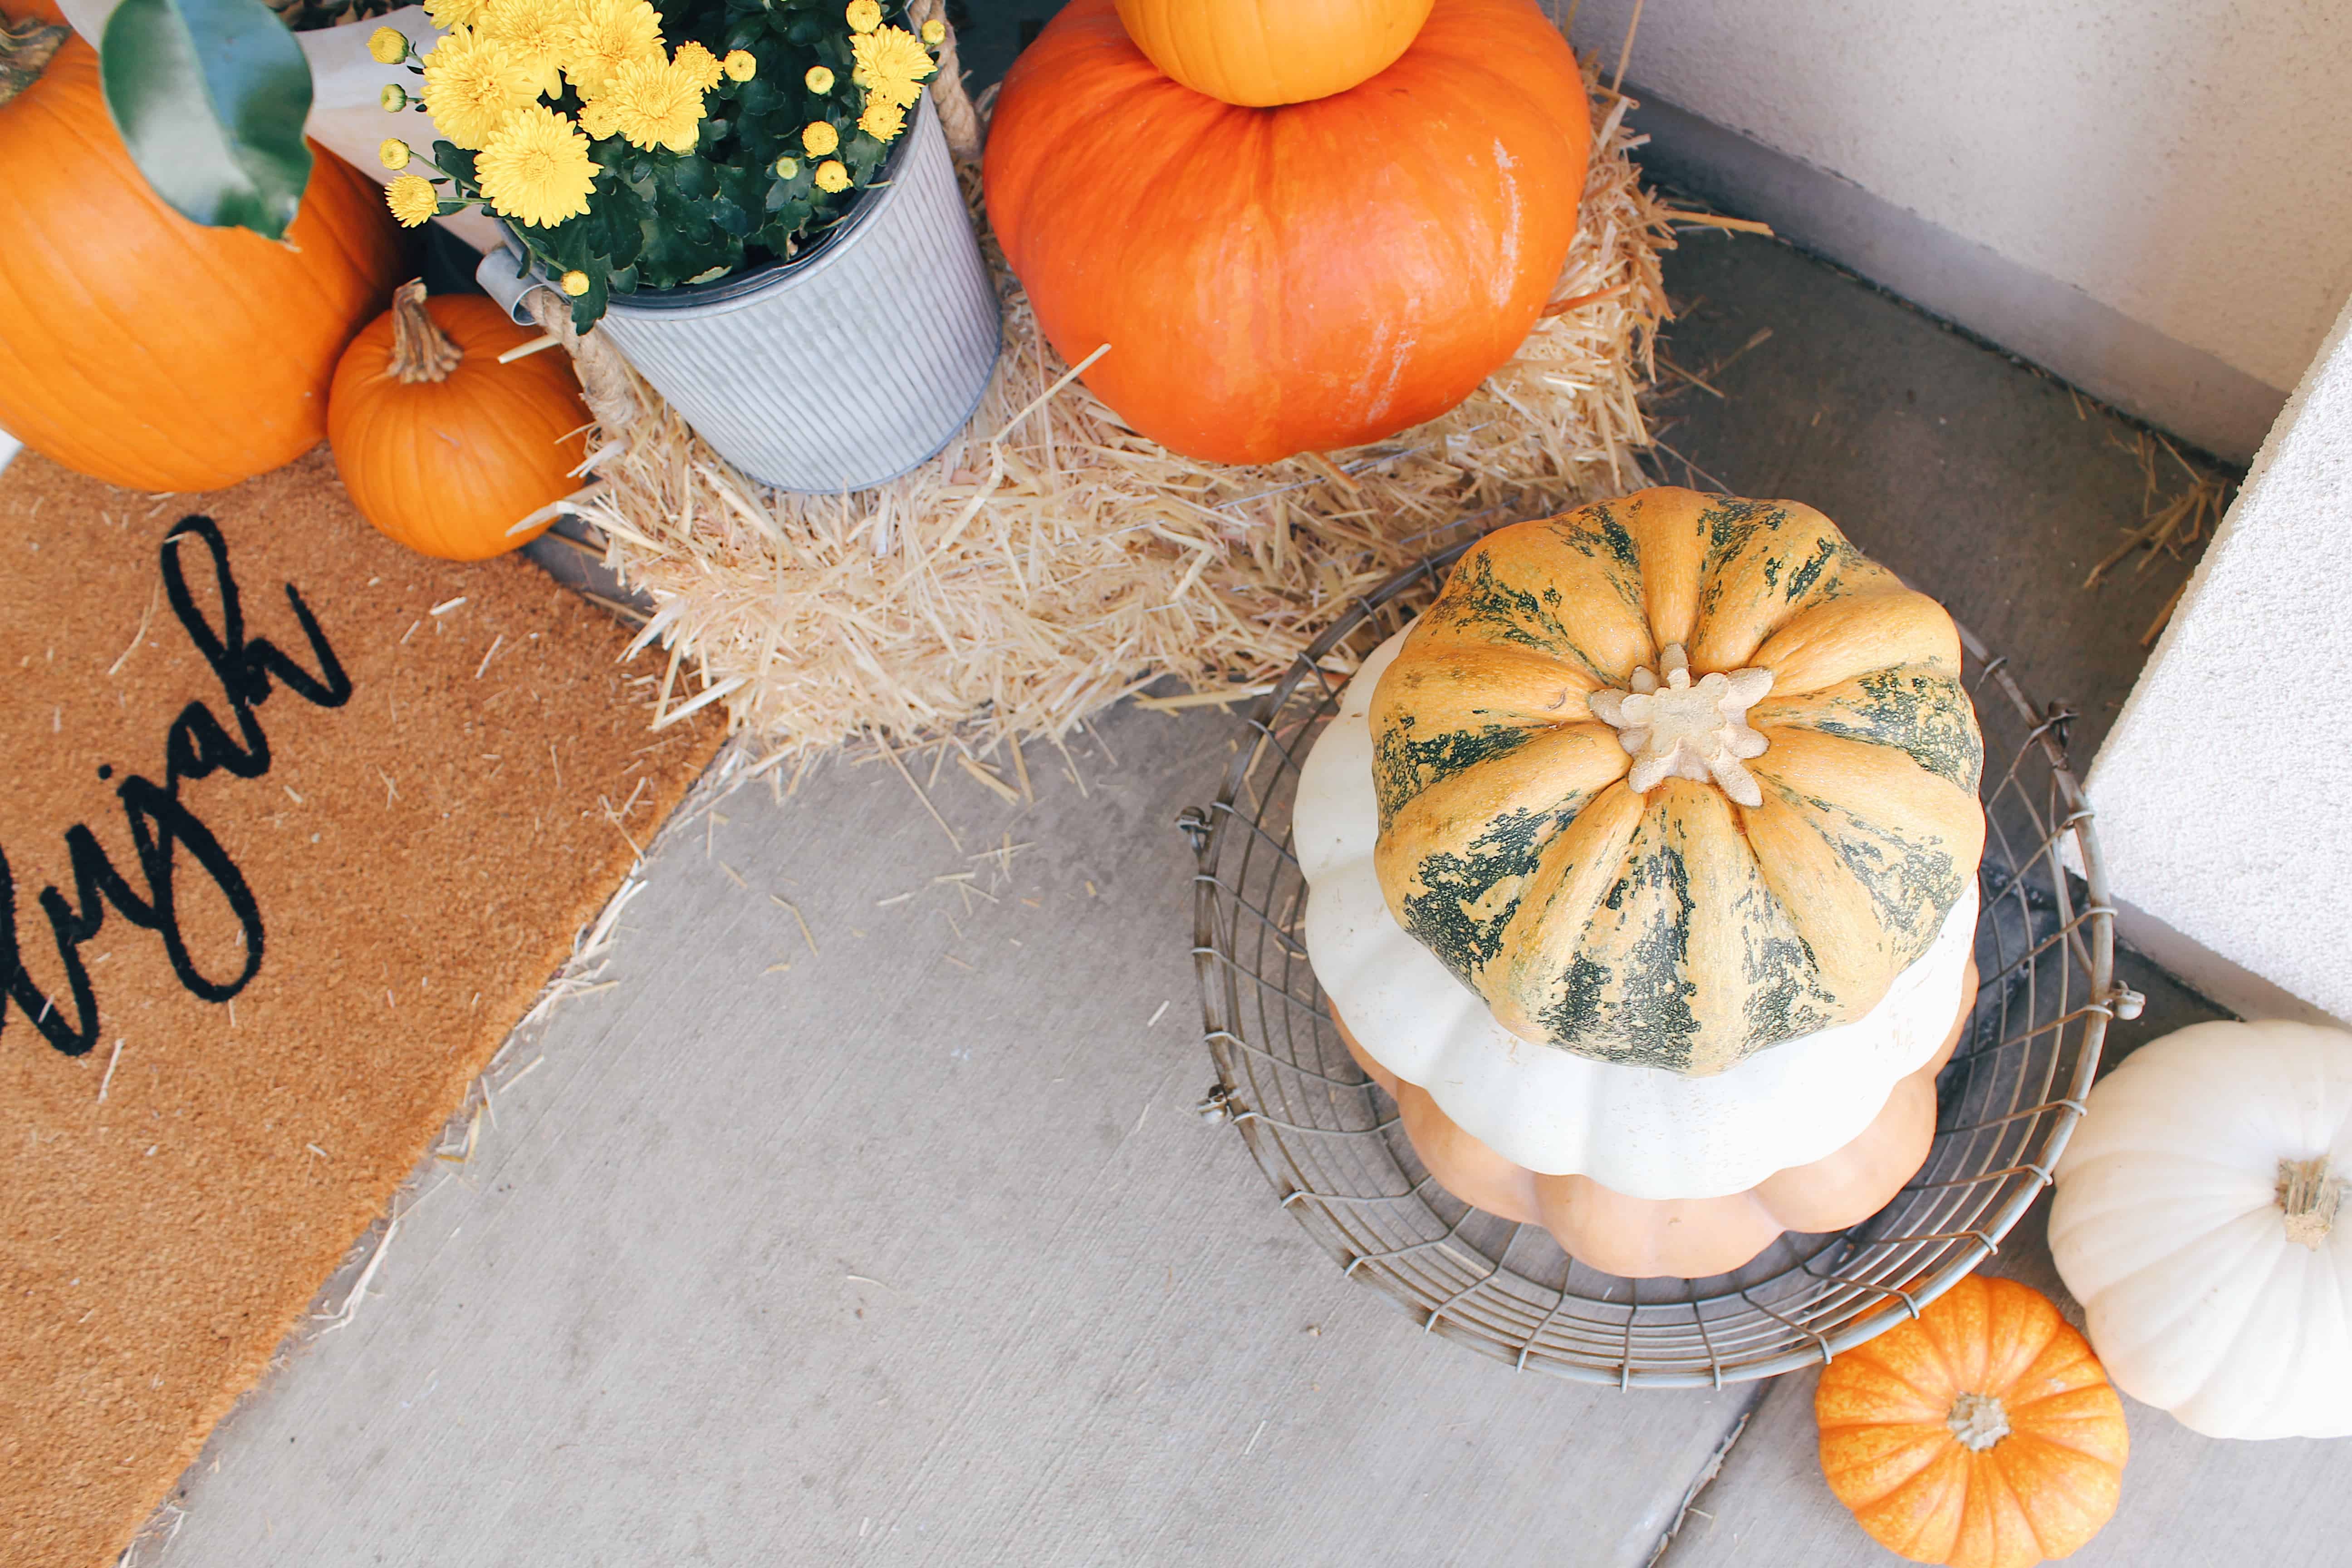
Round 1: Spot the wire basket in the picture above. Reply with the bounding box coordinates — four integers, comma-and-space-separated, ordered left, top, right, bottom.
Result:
1180, 545, 2143, 1388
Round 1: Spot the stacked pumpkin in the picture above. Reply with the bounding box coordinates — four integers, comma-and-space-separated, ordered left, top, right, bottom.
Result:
983, 0, 1592, 464
1298, 486, 1988, 1278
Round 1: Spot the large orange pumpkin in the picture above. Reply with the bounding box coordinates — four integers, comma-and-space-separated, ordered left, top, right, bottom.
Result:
984, 0, 1589, 465
0, 35, 402, 491
328, 282, 590, 561
1818, 1275, 2129, 1568
1113, 0, 1437, 107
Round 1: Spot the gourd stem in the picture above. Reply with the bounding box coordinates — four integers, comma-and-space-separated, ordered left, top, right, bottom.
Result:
0, 18, 69, 110
387, 279, 465, 385
1946, 1391, 2010, 1451
2278, 1156, 2339, 1250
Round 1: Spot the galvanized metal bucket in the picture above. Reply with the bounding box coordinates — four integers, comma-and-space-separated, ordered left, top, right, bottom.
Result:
476, 92, 1000, 493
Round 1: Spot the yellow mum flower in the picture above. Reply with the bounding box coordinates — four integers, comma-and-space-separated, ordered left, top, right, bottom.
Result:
560, 0, 663, 98
671, 39, 723, 91
475, 104, 601, 227
856, 97, 903, 141
385, 174, 440, 227
424, 0, 480, 29
379, 83, 409, 111
378, 137, 412, 170
561, 270, 592, 297
421, 26, 542, 150
578, 94, 622, 139
801, 119, 838, 156
773, 155, 798, 177
805, 64, 834, 92
920, 18, 944, 44
591, 52, 707, 154
851, 26, 934, 111
479, 0, 573, 97
722, 49, 755, 81
368, 26, 409, 63
814, 158, 848, 193
844, 0, 880, 32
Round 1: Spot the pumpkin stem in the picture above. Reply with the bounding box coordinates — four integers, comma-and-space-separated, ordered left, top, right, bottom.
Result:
0, 17, 69, 111
2278, 1156, 2340, 1250
386, 279, 465, 385
1945, 1391, 2010, 1451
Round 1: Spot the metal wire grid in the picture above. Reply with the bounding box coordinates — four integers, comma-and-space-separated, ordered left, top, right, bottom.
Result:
1181, 546, 2142, 1387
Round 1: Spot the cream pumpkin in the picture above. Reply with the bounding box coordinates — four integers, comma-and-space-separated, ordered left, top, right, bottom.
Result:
1372, 488, 1986, 1074
2050, 1019, 2352, 1440
1302, 625, 1980, 1200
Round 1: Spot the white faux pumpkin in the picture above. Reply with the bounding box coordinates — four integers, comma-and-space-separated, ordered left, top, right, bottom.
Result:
2050, 1019, 2352, 1440
1300, 627, 1980, 1200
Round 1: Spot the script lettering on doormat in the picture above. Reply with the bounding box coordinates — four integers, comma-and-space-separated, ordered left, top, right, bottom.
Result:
0, 515, 350, 1057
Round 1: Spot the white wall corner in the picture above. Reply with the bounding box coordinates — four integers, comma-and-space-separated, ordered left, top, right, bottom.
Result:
2084, 285, 2352, 1025
1609, 88, 2288, 463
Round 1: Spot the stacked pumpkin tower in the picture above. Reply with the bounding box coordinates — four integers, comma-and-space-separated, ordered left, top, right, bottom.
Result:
986, 5, 1988, 1278
983, 0, 1596, 464
1298, 488, 1987, 1279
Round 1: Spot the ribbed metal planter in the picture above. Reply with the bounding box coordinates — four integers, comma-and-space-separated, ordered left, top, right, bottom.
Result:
476, 93, 1000, 492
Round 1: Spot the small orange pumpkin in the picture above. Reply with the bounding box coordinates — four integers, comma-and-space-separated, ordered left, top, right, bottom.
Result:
328, 282, 590, 561
0, 34, 403, 492
1817, 1275, 2128, 1568
1113, 0, 1437, 107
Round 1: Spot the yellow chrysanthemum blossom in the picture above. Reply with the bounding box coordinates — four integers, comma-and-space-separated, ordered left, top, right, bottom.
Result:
856, 97, 904, 141
844, 0, 880, 33
773, 155, 799, 178
386, 174, 441, 227
561, 270, 592, 296
421, 26, 543, 150
560, 0, 663, 98
851, 26, 934, 110
814, 158, 849, 192
479, 0, 573, 97
672, 39, 723, 91
380, 83, 409, 111
804, 64, 833, 93
920, 19, 945, 44
424, 0, 480, 30
801, 119, 839, 156
379, 137, 412, 170
592, 52, 707, 154
474, 104, 601, 227
722, 49, 755, 81
368, 26, 409, 63
578, 94, 622, 139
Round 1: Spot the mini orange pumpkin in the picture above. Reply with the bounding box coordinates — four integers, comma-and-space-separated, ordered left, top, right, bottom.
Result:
1817, 1275, 2128, 1568
1113, 0, 1437, 107
328, 282, 590, 561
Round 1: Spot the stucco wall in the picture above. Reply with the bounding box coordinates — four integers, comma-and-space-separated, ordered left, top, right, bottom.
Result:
2084, 286, 2352, 1024
1566, 0, 2352, 400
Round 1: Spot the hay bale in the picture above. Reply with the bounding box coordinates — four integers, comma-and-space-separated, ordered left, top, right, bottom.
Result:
572, 61, 1680, 762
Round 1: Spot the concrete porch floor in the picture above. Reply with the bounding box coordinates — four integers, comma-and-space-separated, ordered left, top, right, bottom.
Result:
135, 113, 2337, 1568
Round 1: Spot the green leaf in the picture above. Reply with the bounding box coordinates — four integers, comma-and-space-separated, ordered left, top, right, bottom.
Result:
100, 0, 312, 239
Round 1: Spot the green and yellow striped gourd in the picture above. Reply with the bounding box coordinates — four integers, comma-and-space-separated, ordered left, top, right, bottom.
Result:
1371, 487, 1985, 1075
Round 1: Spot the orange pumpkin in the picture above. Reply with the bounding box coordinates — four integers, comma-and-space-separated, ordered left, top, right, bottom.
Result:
1336, 959, 1975, 1279
0, 35, 402, 492
984, 0, 1588, 465
328, 282, 590, 561
1818, 1275, 2129, 1568
1113, 0, 1437, 107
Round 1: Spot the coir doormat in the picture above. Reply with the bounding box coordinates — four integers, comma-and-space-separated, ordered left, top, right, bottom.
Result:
0, 449, 722, 1566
